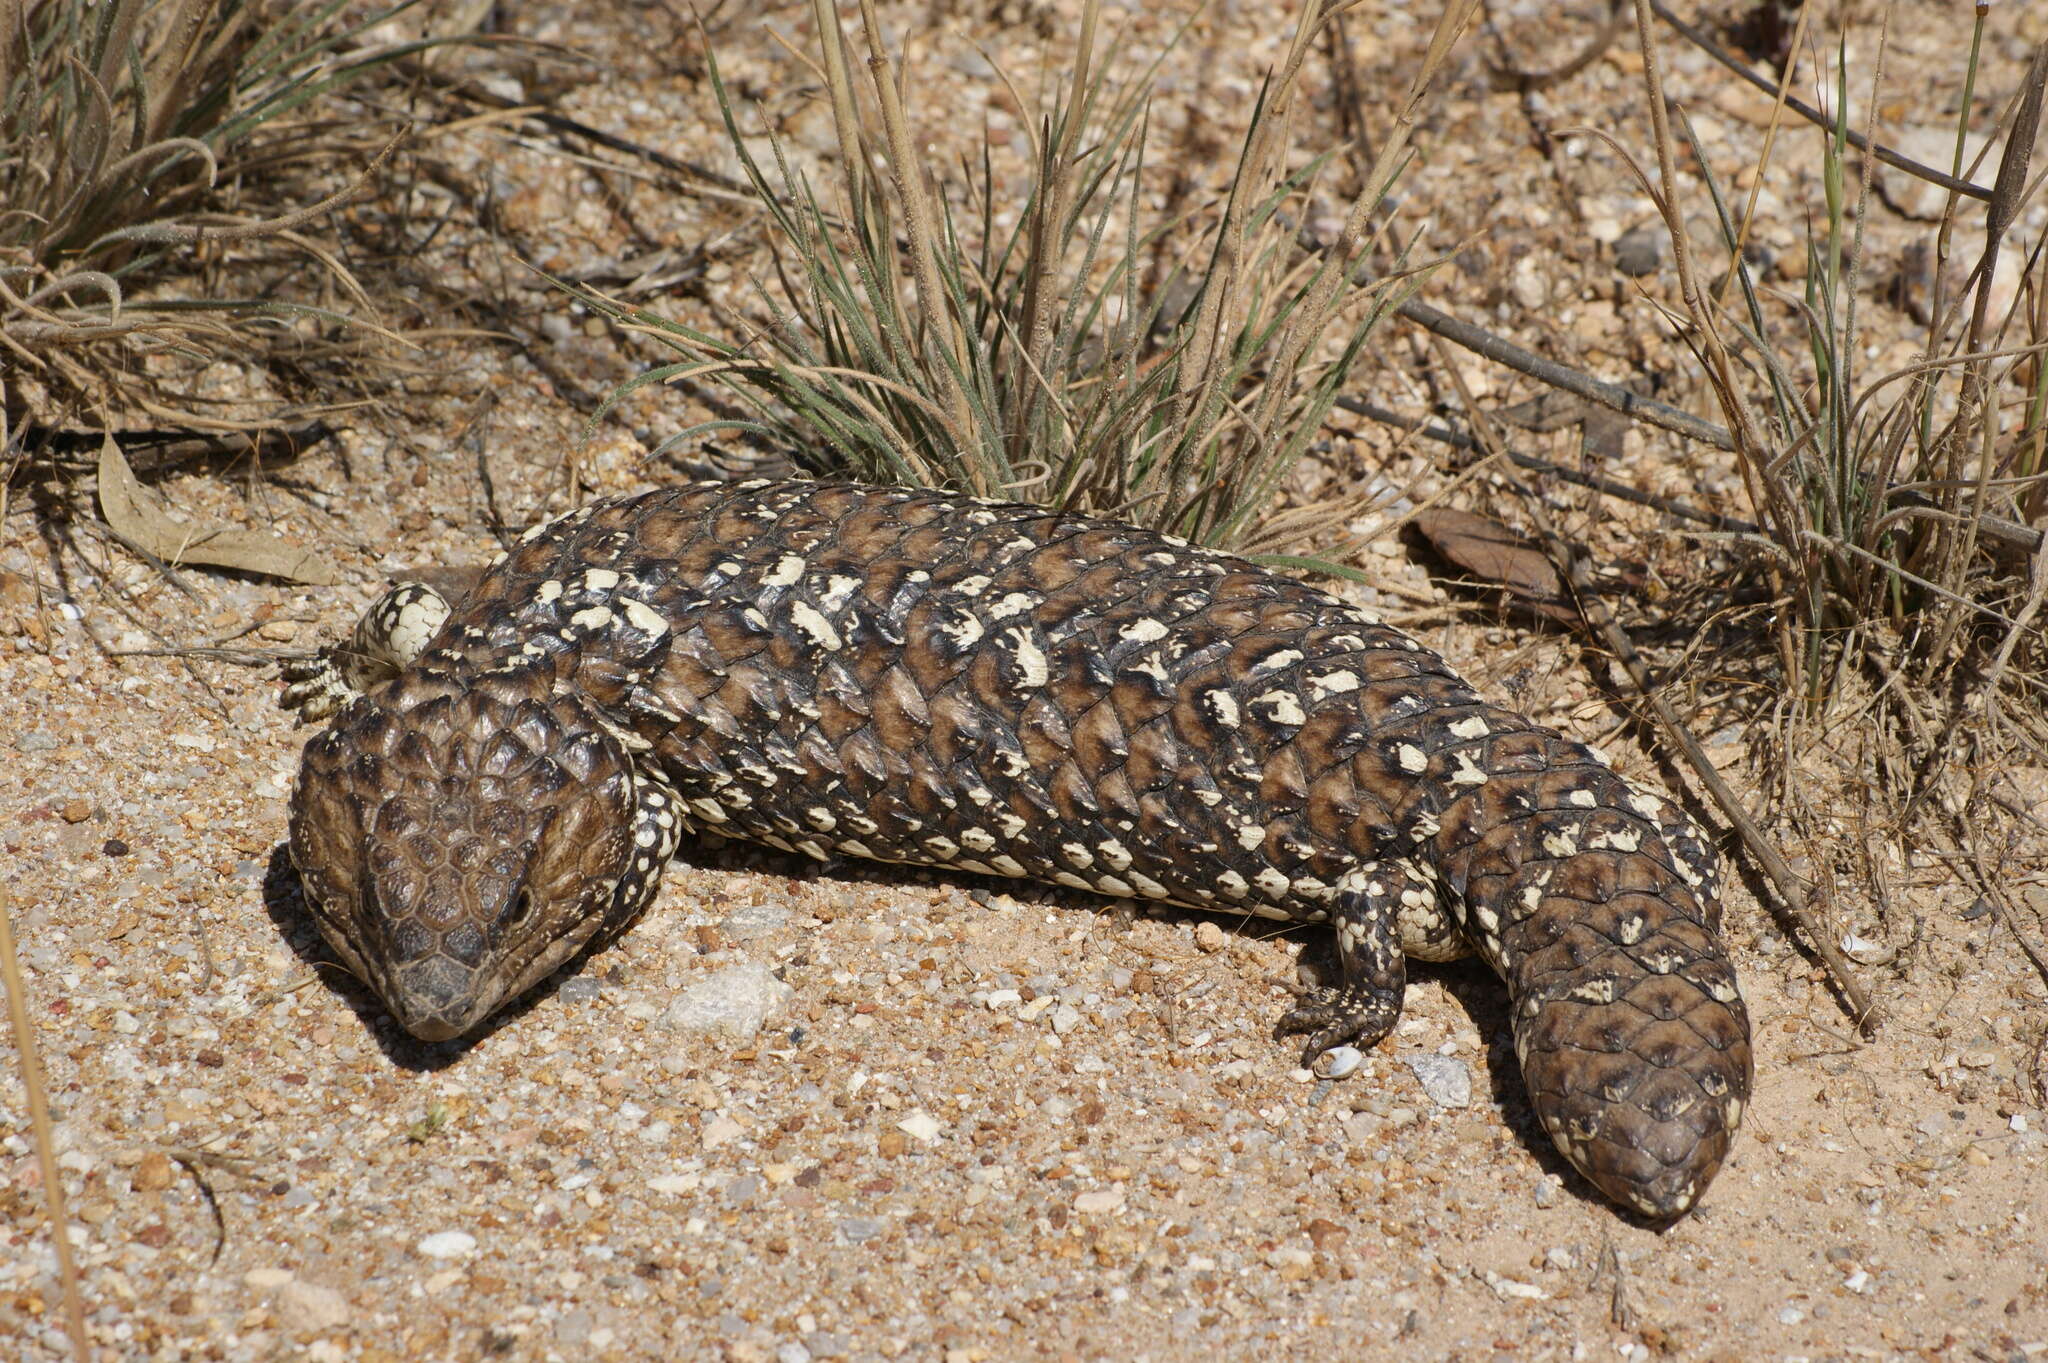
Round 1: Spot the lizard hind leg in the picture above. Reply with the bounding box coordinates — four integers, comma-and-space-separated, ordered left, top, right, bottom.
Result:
281, 582, 452, 722
1275, 860, 1428, 1066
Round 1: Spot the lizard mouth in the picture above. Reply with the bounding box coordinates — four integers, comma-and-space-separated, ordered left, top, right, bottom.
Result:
386, 954, 496, 1042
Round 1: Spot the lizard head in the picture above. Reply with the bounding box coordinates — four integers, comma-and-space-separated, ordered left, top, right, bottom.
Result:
288, 672, 643, 1042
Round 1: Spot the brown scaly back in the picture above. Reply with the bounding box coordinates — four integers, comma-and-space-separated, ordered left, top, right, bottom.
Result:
286, 478, 1750, 1217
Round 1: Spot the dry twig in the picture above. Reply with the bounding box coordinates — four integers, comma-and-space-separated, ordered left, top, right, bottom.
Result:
0, 887, 90, 1363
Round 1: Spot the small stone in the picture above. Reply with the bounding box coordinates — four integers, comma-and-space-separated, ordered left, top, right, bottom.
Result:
132, 1151, 175, 1191
1193, 922, 1227, 953
555, 1309, 593, 1346
657, 964, 793, 1041
1074, 1186, 1125, 1214
719, 901, 793, 941
557, 977, 601, 1004
1533, 1174, 1564, 1209
897, 1111, 942, 1143
1613, 223, 1665, 277
243, 1268, 295, 1290
1313, 1046, 1364, 1080
1304, 1218, 1347, 1252
1265, 1245, 1314, 1281
1482, 1269, 1546, 1301
1048, 1003, 1082, 1036
876, 1130, 908, 1159
416, 1230, 477, 1259
837, 1216, 886, 1243
1544, 1246, 1576, 1272
982, 989, 1021, 1009
1404, 1054, 1471, 1109
60, 798, 91, 824
776, 1342, 812, 1363
277, 1280, 349, 1333
701, 1116, 744, 1150
16, 733, 58, 753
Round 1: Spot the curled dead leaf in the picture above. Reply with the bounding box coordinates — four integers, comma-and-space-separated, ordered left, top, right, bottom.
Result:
96, 434, 336, 585
1409, 507, 1575, 624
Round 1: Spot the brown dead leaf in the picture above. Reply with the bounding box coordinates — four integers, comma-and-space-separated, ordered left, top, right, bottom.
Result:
1409, 507, 1575, 624
97, 434, 337, 585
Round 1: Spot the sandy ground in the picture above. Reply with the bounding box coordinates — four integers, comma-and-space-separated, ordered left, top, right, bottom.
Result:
6, 2, 2048, 1360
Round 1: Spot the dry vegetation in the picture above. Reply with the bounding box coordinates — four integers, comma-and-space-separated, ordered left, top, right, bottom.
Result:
0, 0, 461, 454
6, 1, 2048, 1357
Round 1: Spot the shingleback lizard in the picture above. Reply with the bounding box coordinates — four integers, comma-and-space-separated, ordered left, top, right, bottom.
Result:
282, 478, 1752, 1219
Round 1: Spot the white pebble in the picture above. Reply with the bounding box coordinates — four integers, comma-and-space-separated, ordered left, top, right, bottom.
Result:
1313, 1046, 1365, 1080
1404, 1054, 1471, 1109
656, 963, 793, 1040
415, 1230, 476, 1259
1074, 1187, 1125, 1214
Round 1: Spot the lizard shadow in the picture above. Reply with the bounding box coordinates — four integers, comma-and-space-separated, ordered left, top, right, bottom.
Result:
1287, 930, 1670, 1224
1426, 960, 1625, 1215
265, 841, 1690, 1223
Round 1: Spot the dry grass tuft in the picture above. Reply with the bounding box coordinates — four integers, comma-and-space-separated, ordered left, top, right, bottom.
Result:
577, 0, 1482, 556
0, 0, 445, 450
1623, 1, 2048, 762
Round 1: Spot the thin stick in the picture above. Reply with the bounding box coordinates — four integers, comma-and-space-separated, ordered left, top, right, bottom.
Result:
1394, 297, 1737, 449
1648, 0, 1992, 203
1336, 395, 1747, 529
0, 887, 91, 1362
